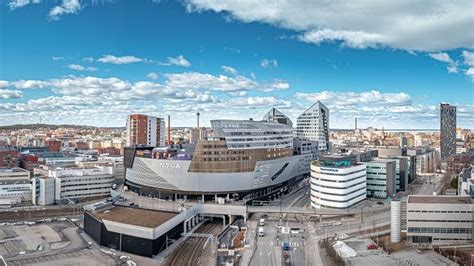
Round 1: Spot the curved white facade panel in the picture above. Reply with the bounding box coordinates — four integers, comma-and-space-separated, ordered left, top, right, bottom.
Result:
310, 163, 367, 209
126, 155, 307, 193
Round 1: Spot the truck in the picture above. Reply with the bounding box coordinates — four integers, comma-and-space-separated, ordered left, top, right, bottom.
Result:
258, 227, 264, 237
259, 218, 265, 226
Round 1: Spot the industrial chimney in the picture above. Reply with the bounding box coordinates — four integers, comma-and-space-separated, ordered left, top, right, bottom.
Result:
355, 117, 358, 131
167, 115, 171, 145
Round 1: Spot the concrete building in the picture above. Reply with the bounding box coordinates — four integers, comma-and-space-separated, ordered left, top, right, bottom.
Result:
50, 166, 114, 203
407, 195, 473, 245
310, 155, 367, 209
376, 157, 408, 192
0, 147, 19, 167
408, 148, 437, 174
126, 114, 166, 147
440, 103, 456, 160
0, 167, 32, 204
0, 167, 30, 181
293, 139, 319, 178
263, 108, 293, 127
296, 101, 329, 151
362, 159, 396, 199
190, 127, 208, 144
32, 176, 55, 206
458, 166, 474, 198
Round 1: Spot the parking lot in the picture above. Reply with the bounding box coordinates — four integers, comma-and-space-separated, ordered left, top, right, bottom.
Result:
0, 220, 116, 265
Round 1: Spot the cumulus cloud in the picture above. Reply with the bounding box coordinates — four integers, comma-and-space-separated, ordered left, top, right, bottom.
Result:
147, 72, 159, 80
221, 65, 238, 75
49, 0, 82, 20
67, 64, 97, 71
428, 52, 458, 73
8, 0, 41, 10
97, 55, 144, 64
462, 51, 474, 66
0, 81, 9, 88
163, 72, 257, 92
159, 55, 191, 67
261, 58, 278, 69
52, 56, 64, 61
465, 68, 474, 80
82, 57, 94, 62
0, 89, 22, 99
295, 90, 412, 106
185, 0, 474, 52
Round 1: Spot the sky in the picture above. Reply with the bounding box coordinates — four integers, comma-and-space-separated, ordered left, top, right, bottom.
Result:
0, 0, 473, 129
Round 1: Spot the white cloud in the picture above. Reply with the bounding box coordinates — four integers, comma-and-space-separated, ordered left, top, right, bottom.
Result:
428, 53, 453, 63
0, 89, 22, 99
261, 58, 278, 69
295, 90, 412, 106
147, 72, 159, 80
0, 81, 9, 88
67, 64, 97, 71
159, 55, 191, 67
260, 80, 290, 92
221, 65, 238, 75
164, 72, 257, 92
11, 80, 49, 89
52, 56, 64, 61
465, 68, 474, 80
49, 0, 82, 20
97, 55, 144, 64
428, 52, 458, 74
462, 51, 474, 66
82, 57, 94, 62
185, 0, 474, 52
8, 0, 41, 10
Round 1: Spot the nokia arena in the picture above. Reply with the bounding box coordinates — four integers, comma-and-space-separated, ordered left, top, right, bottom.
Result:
124, 113, 311, 201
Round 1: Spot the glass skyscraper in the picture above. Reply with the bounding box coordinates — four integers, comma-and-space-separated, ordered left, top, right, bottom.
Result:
440, 103, 456, 160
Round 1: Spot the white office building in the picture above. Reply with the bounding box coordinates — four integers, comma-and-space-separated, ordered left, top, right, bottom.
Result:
32, 176, 55, 206
296, 101, 329, 151
0, 167, 32, 204
362, 159, 396, 199
51, 166, 114, 203
407, 195, 473, 245
310, 155, 367, 209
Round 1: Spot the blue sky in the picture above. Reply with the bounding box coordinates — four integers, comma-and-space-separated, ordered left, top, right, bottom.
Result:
0, 0, 473, 128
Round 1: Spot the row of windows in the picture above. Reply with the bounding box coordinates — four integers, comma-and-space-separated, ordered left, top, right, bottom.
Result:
314, 174, 366, 184
409, 219, 472, 223
317, 191, 367, 203
408, 210, 473, 214
433, 238, 472, 241
311, 180, 366, 190
408, 227, 472, 234
311, 168, 365, 177
202, 157, 251, 161
314, 186, 366, 197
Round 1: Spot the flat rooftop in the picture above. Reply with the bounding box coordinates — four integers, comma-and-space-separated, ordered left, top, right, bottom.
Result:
0, 167, 30, 173
408, 195, 471, 204
91, 206, 177, 228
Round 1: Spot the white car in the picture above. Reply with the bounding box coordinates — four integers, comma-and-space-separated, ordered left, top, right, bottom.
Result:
333, 221, 342, 226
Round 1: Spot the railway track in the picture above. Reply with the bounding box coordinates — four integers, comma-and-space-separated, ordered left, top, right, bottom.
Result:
165, 220, 221, 266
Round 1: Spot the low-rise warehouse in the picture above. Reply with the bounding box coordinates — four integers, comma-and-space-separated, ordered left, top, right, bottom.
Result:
84, 206, 183, 257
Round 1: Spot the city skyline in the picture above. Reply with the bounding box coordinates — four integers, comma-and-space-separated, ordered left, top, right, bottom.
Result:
1, 1, 473, 129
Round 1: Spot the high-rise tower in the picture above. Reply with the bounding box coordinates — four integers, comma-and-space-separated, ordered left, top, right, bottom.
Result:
126, 114, 165, 147
296, 101, 329, 151
440, 103, 456, 159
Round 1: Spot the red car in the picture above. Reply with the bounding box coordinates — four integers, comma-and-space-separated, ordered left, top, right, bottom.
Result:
367, 243, 378, 250
283, 251, 289, 258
